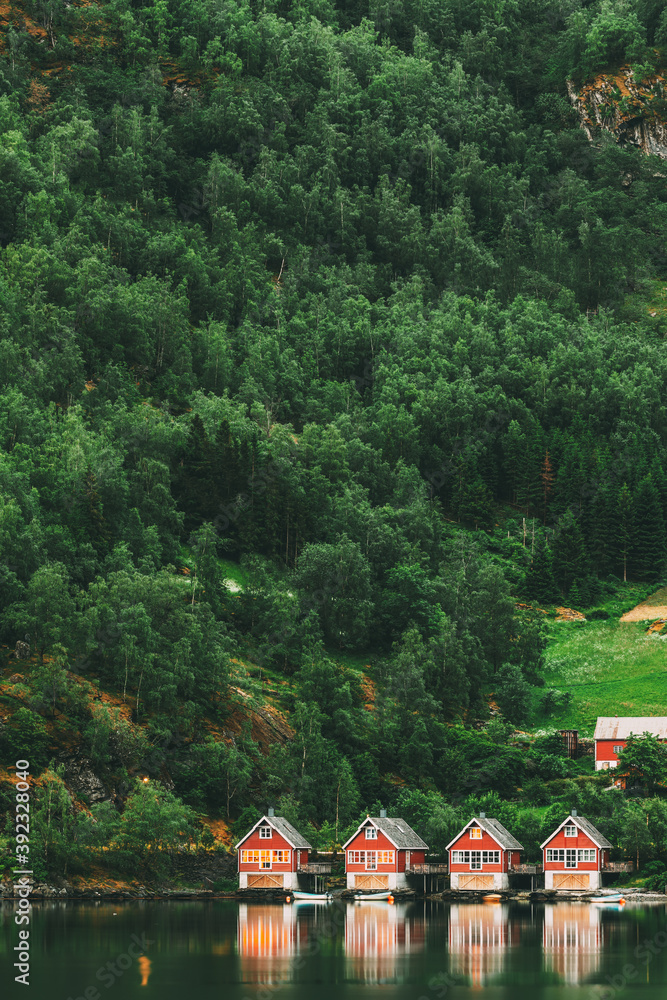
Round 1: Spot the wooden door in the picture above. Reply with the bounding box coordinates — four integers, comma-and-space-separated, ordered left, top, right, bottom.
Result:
552, 872, 590, 890
247, 873, 284, 889
458, 874, 494, 890
355, 875, 389, 890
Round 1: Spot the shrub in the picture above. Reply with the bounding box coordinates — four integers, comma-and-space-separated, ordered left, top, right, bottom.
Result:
0, 708, 50, 769
540, 689, 572, 715
83, 703, 149, 771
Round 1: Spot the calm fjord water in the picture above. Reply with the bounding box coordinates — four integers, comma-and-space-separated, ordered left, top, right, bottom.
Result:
2, 899, 666, 1000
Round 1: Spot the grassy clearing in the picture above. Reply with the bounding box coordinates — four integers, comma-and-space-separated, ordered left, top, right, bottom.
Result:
624, 277, 667, 331
538, 619, 667, 734
178, 546, 249, 591
217, 559, 249, 590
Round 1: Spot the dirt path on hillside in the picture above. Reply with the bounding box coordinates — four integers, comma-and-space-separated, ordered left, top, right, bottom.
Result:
620, 587, 667, 621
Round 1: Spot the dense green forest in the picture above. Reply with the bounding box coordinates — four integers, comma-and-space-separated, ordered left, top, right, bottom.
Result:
2, 0, 667, 880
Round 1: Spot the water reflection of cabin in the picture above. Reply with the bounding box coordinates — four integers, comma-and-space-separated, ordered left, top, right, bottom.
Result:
448, 903, 512, 987
343, 812, 429, 891
446, 814, 523, 891
236, 810, 315, 890
345, 902, 425, 982
237, 903, 308, 985
542, 903, 602, 984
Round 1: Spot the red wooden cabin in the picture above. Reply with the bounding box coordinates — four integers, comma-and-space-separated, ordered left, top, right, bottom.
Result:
446, 815, 523, 891
235, 811, 311, 890
540, 811, 611, 890
343, 813, 428, 891
594, 717, 667, 779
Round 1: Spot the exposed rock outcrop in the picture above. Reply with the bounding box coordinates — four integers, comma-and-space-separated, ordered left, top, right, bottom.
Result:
60, 756, 110, 804
568, 66, 667, 159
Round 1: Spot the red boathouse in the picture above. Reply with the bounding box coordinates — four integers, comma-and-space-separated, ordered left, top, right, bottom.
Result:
540, 810, 612, 890
343, 812, 428, 891
235, 810, 312, 890
446, 815, 523, 891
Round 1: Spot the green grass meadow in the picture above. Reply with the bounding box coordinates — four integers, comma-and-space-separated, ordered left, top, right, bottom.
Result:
540, 619, 667, 734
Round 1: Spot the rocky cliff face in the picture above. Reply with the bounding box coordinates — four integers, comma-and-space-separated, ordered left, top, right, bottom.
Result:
568, 66, 667, 159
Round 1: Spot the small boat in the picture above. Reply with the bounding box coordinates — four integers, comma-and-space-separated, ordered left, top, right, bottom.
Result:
291, 890, 333, 902
483, 893, 503, 902
353, 891, 393, 901
590, 893, 625, 904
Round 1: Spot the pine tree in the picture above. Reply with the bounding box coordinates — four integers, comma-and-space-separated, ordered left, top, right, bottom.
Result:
177, 414, 217, 531
588, 480, 615, 578
540, 450, 554, 525
633, 474, 666, 581
568, 580, 583, 608
551, 509, 588, 594
524, 535, 559, 603
616, 482, 635, 583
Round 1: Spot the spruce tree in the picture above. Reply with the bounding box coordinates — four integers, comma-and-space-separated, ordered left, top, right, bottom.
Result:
616, 482, 635, 583
524, 534, 559, 603
633, 474, 666, 581
551, 509, 588, 595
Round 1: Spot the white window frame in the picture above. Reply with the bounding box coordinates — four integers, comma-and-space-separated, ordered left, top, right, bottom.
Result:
565, 849, 577, 868
613, 745, 623, 755
365, 827, 378, 840
546, 849, 565, 863
577, 849, 596, 863
469, 827, 482, 839
564, 825, 577, 837
365, 851, 377, 870
240, 850, 274, 868
259, 826, 272, 839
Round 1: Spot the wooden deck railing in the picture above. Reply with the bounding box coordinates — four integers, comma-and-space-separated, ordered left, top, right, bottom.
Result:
298, 863, 333, 874
509, 864, 543, 874
602, 861, 633, 872
405, 864, 449, 874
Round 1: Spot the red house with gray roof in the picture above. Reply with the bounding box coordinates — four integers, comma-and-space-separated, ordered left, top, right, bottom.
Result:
343, 812, 428, 891
594, 717, 667, 773
540, 811, 612, 891
446, 815, 523, 891
235, 810, 311, 890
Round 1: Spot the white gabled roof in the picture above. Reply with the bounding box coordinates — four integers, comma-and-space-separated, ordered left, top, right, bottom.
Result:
540, 814, 612, 850
234, 815, 311, 850
594, 717, 667, 741
446, 817, 523, 852
342, 816, 428, 851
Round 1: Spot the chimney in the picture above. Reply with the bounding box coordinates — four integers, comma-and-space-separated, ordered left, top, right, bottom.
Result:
571, 809, 577, 817
380, 808, 387, 818
268, 807, 275, 817
479, 812, 486, 819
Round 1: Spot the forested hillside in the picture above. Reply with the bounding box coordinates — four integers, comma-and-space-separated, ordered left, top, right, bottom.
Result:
2, 0, 667, 876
